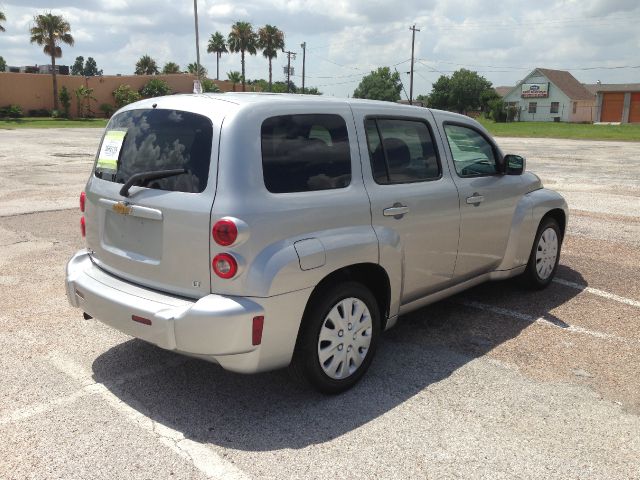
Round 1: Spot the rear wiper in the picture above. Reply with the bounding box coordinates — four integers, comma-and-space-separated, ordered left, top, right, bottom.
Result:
119, 168, 187, 197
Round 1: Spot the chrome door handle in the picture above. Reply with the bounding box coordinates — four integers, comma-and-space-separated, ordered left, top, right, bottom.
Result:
383, 205, 409, 217
466, 194, 485, 205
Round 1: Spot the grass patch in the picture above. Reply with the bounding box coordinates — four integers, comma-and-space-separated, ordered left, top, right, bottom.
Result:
0, 117, 108, 129
477, 118, 640, 142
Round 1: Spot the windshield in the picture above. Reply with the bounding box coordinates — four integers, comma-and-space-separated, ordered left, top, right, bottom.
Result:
94, 109, 213, 193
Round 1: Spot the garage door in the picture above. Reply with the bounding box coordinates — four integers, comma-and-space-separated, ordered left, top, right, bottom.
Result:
629, 93, 640, 123
601, 93, 624, 122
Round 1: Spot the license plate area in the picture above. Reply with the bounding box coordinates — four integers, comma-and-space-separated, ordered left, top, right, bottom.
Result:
103, 210, 163, 261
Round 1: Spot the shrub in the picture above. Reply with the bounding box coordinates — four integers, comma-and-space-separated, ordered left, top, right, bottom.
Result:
28, 108, 52, 117
488, 99, 507, 123
0, 105, 23, 118
201, 78, 221, 93
59, 86, 72, 118
140, 78, 171, 98
113, 84, 141, 108
99, 103, 115, 118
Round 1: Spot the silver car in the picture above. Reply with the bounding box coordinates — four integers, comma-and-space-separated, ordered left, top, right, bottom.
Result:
65, 94, 567, 393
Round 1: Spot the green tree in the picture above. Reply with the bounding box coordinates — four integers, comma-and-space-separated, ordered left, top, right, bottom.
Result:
140, 78, 171, 98
0, 56, 6, 72
29, 13, 75, 111
74, 85, 96, 118
59, 85, 71, 117
135, 54, 159, 75
113, 84, 141, 108
161, 61, 180, 74
257, 25, 285, 91
71, 55, 84, 75
353, 67, 402, 102
305, 87, 322, 95
226, 71, 242, 91
186, 62, 207, 78
83, 57, 102, 76
426, 75, 450, 110
207, 32, 227, 80
0, 11, 6, 33
428, 69, 497, 114
227, 21, 257, 92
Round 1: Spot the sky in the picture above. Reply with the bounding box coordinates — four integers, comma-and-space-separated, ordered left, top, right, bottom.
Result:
0, 0, 639, 98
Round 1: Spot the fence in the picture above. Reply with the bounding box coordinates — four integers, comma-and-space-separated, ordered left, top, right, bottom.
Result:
0, 72, 241, 118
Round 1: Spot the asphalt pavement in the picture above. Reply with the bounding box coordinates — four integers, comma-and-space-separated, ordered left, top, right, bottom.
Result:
0, 128, 638, 479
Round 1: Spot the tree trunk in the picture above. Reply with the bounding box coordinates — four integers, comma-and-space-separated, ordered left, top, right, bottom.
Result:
51, 48, 59, 111
241, 50, 245, 92
268, 58, 272, 92
216, 53, 220, 80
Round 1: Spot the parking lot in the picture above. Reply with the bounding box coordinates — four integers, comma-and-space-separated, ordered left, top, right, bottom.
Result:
0, 127, 639, 479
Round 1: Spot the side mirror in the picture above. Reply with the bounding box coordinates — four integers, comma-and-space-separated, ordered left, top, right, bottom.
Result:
504, 154, 526, 175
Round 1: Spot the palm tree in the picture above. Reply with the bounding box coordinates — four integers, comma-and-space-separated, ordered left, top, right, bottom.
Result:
135, 55, 159, 75
186, 62, 207, 78
162, 62, 180, 74
258, 25, 284, 91
207, 32, 227, 80
29, 13, 74, 111
227, 22, 257, 92
227, 71, 242, 92
0, 11, 6, 32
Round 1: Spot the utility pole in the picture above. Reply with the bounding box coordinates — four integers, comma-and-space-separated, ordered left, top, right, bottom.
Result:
300, 42, 306, 94
283, 50, 296, 93
193, 0, 202, 92
409, 24, 420, 105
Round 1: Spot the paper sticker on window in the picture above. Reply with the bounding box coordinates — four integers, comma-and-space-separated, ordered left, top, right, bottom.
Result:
97, 130, 126, 170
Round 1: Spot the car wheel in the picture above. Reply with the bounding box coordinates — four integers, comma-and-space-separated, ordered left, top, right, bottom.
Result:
290, 281, 381, 394
521, 216, 562, 289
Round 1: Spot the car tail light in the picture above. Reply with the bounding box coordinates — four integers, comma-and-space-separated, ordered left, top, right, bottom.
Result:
80, 191, 86, 212
80, 216, 86, 237
252, 316, 264, 345
212, 219, 238, 246
212, 253, 238, 279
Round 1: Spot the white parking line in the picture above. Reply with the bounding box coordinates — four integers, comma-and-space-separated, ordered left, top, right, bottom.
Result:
553, 278, 640, 309
0, 355, 249, 480
458, 300, 626, 342
49, 355, 250, 480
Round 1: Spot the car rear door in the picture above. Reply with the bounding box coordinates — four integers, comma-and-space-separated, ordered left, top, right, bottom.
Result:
85, 107, 219, 298
354, 108, 461, 304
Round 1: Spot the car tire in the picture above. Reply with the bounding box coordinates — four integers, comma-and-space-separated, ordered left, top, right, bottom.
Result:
290, 281, 381, 394
521, 216, 562, 290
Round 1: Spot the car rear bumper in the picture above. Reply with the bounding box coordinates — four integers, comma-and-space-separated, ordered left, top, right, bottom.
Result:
65, 250, 311, 373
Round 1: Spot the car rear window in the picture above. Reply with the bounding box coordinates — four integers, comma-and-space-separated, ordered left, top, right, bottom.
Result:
94, 109, 213, 193
261, 114, 351, 193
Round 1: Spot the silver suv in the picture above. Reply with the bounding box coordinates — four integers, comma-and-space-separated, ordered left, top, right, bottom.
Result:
66, 94, 567, 393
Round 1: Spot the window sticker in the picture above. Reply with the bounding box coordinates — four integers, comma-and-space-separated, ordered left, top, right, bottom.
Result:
97, 130, 127, 170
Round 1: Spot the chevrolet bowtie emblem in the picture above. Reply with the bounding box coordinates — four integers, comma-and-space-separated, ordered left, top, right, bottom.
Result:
112, 202, 132, 215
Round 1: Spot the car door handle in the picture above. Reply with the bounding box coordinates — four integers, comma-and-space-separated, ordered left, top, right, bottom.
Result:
466, 194, 485, 205
383, 205, 410, 217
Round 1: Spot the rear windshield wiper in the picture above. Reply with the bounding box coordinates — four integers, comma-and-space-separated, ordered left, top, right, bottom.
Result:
119, 169, 187, 197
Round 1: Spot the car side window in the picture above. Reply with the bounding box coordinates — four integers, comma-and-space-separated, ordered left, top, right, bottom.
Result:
365, 118, 441, 184
444, 124, 498, 177
261, 114, 351, 193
